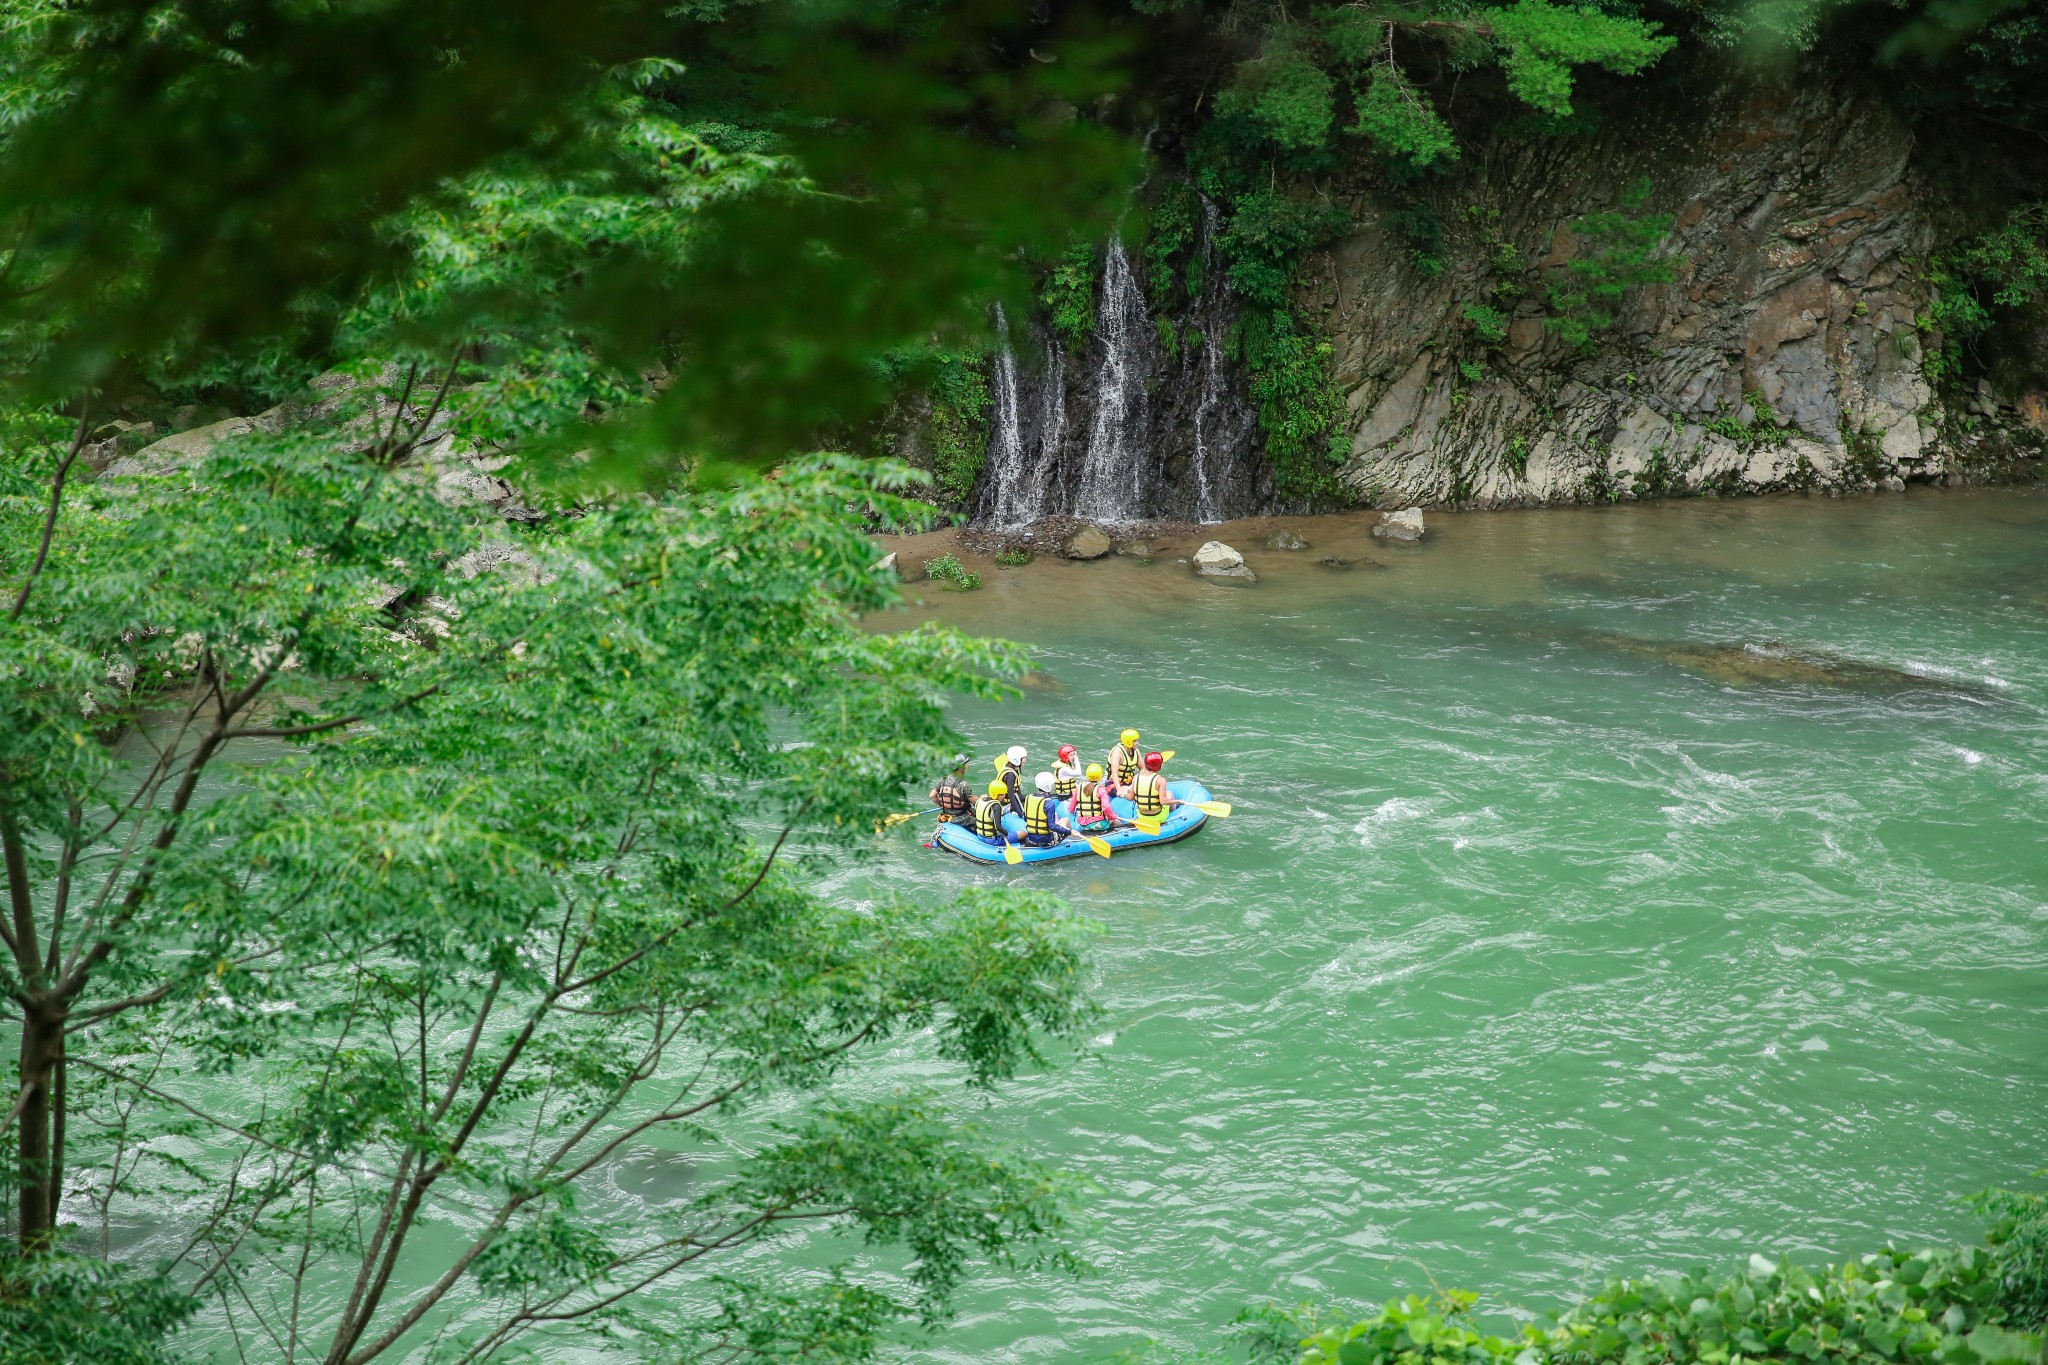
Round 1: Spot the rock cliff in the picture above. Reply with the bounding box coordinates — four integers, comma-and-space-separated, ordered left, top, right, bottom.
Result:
1319, 70, 2043, 507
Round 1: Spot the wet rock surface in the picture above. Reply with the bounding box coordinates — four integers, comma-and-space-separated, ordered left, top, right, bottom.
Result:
1372, 508, 1426, 541
1192, 540, 1256, 581
1321, 72, 2045, 508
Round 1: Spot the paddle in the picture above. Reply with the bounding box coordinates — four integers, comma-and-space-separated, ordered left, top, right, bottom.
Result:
880, 806, 940, 829
1002, 841, 1023, 865
1192, 800, 1232, 817
1131, 814, 1162, 835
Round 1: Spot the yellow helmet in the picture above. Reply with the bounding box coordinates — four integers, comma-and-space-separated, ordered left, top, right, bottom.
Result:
1120, 728, 1139, 746
1085, 763, 1104, 781
987, 780, 1007, 798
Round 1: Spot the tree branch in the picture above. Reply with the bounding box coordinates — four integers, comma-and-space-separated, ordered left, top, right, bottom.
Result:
8, 401, 94, 623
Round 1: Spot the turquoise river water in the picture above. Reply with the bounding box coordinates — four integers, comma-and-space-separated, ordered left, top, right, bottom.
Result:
830, 489, 2048, 1364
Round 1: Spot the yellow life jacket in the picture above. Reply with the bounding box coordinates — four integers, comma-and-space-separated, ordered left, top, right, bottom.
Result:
972, 795, 1006, 840
1132, 769, 1166, 816
1110, 743, 1141, 785
1024, 793, 1055, 838
1072, 782, 1106, 824
1053, 769, 1077, 798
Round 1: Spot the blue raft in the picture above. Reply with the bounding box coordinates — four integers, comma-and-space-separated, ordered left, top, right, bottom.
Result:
932, 780, 1213, 865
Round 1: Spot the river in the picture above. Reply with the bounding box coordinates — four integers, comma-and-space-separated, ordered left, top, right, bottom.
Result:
835, 488, 2048, 1363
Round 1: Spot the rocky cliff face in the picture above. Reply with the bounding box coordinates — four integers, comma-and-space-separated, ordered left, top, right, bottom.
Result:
1318, 70, 2043, 508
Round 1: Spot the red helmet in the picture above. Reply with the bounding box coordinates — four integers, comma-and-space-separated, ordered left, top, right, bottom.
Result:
1143, 751, 1164, 771
1057, 744, 1077, 764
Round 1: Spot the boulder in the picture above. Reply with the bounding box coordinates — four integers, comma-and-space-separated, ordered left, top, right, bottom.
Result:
1193, 540, 1256, 581
871, 551, 900, 578
1266, 529, 1310, 551
1064, 525, 1112, 559
1880, 475, 1907, 493
1371, 507, 1426, 542
1114, 539, 1154, 557
898, 556, 929, 584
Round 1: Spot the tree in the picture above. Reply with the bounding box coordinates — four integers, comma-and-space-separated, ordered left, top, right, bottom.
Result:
0, 2, 1134, 1360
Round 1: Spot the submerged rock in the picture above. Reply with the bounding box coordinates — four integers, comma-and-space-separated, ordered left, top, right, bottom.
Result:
1372, 508, 1426, 542
1193, 540, 1256, 581
1567, 629, 1994, 696
1266, 529, 1310, 551
1064, 525, 1112, 559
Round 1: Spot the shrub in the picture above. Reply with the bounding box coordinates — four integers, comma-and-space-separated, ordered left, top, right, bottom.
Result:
925, 553, 983, 591
1547, 179, 1676, 351
1043, 237, 1100, 347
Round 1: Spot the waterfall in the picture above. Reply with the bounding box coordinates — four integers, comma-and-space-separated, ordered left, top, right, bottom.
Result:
1072, 238, 1153, 523
971, 205, 1264, 528
1187, 197, 1253, 524
978, 309, 1068, 529
982, 305, 1035, 528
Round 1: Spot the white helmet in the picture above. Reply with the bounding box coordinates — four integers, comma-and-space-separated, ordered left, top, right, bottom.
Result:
1035, 771, 1055, 793
1006, 744, 1028, 765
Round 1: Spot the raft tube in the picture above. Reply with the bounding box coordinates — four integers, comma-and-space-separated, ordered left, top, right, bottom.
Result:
932, 780, 1213, 865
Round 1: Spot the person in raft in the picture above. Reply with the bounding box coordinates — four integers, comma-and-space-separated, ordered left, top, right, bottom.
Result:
971, 780, 1014, 847
1070, 764, 1115, 835
1021, 773, 1071, 848
995, 745, 1030, 814
1052, 759, 1080, 801
927, 753, 974, 825
1128, 751, 1181, 820
1105, 729, 1144, 796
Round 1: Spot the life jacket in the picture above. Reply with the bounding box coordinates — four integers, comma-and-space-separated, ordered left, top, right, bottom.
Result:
1053, 768, 1077, 799
1072, 781, 1106, 824
996, 761, 1023, 806
1024, 793, 1056, 839
1132, 769, 1167, 816
972, 795, 1006, 841
1109, 743, 1141, 785
933, 776, 972, 817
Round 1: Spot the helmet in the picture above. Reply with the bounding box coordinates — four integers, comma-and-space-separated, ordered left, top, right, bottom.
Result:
987, 780, 1007, 798
951, 753, 971, 768
1006, 744, 1028, 765
1035, 771, 1055, 793
1085, 763, 1104, 781
1057, 744, 1077, 764
1120, 729, 1139, 746
1143, 751, 1164, 771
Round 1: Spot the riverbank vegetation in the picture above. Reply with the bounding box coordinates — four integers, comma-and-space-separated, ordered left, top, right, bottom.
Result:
1138, 1186, 2048, 1365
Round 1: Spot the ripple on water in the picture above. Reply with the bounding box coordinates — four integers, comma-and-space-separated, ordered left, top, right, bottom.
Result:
841, 492, 2048, 1365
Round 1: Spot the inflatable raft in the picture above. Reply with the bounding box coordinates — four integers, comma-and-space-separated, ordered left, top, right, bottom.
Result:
932, 780, 1214, 864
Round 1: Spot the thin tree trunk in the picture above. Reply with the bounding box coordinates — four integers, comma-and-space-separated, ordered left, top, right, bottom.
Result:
15, 1002, 62, 1250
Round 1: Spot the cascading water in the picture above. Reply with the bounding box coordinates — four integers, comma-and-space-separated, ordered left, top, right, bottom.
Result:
972, 199, 1267, 528
1185, 197, 1256, 524
982, 305, 1037, 528
1072, 238, 1155, 523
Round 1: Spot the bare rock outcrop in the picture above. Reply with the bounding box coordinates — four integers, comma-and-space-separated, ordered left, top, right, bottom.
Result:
1319, 73, 2033, 507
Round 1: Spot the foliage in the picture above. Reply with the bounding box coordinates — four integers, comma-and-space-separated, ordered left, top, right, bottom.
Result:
1351, 66, 1461, 171
1488, 0, 1676, 115
2, 397, 1081, 1362
1216, 190, 1352, 309
1146, 180, 1204, 304
0, 1252, 193, 1365
1236, 309, 1351, 507
1547, 179, 1677, 351
879, 344, 994, 508
1463, 304, 1511, 345
1217, 44, 1338, 154
996, 546, 1034, 566
0, 0, 1139, 474
1702, 391, 1795, 446
1974, 1186, 2048, 1331
1044, 237, 1103, 348
1923, 205, 2048, 385
927, 552, 986, 590
1291, 1238, 2046, 1365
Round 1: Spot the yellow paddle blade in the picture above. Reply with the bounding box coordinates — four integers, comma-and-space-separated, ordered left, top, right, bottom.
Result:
1193, 800, 1232, 817
1158, 750, 1175, 762
1132, 814, 1163, 835
880, 811, 919, 828
1003, 843, 1023, 865
1084, 834, 1112, 858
